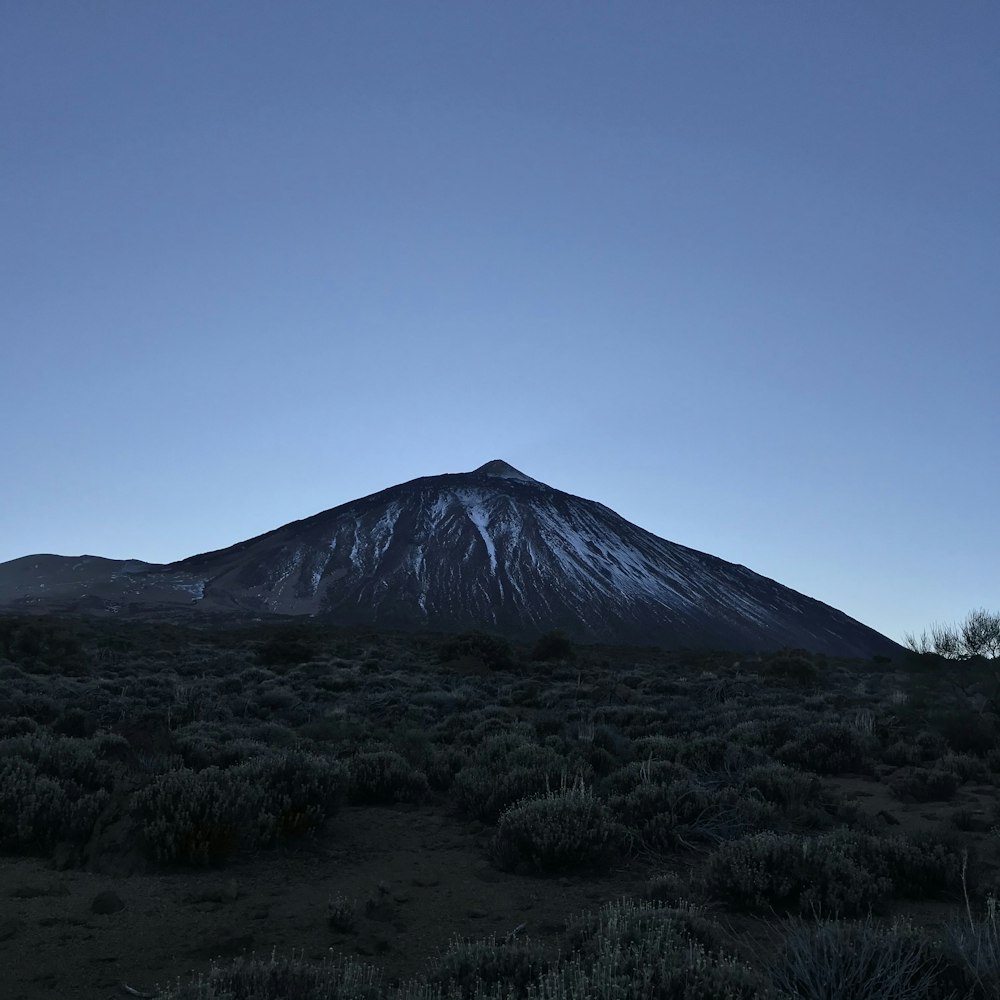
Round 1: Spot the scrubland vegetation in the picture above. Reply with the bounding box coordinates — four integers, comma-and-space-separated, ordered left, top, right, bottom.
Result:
2, 613, 1000, 998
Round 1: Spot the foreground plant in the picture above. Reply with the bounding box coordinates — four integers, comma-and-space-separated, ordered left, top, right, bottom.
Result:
768, 913, 949, 1000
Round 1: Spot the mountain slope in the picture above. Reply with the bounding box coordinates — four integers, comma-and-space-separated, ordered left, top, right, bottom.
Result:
0, 460, 901, 657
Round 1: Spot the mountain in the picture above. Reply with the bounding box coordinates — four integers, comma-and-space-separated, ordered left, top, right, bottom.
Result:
0, 460, 900, 657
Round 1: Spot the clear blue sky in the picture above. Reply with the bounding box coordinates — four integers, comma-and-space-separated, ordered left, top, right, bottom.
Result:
2, 2, 997, 644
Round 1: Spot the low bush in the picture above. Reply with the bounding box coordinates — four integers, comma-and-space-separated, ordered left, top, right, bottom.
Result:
770, 914, 951, 1000
738, 762, 822, 812
558, 898, 768, 999
134, 752, 344, 865
0, 756, 109, 852
0, 732, 117, 791
946, 893, 1000, 999
427, 933, 550, 998
602, 758, 694, 795
327, 893, 359, 933
347, 749, 430, 804
890, 766, 961, 803
566, 897, 728, 958
133, 766, 244, 865
453, 736, 583, 822
834, 829, 966, 899
0, 716, 38, 738
609, 778, 775, 852
883, 740, 924, 768
633, 734, 766, 775
155, 952, 382, 1000
775, 721, 877, 776
706, 828, 967, 917
943, 753, 992, 784
705, 831, 891, 917
491, 781, 623, 874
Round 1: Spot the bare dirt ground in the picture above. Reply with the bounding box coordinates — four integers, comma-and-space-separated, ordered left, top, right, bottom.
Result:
0, 800, 664, 1000
3, 771, 998, 1000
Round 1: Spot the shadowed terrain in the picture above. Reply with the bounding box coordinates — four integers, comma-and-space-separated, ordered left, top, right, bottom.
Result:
0, 614, 997, 999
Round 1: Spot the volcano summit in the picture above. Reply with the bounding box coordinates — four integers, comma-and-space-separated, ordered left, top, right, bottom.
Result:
0, 461, 899, 657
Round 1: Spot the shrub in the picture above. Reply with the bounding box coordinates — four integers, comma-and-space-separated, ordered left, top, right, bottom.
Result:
914, 729, 950, 760
427, 933, 550, 998
0, 732, 116, 791
0, 617, 88, 674
883, 740, 924, 768
491, 780, 623, 874
347, 750, 429, 804
155, 951, 382, 1000
566, 897, 728, 958
532, 947, 768, 1000
610, 778, 774, 852
943, 753, 991, 784
134, 752, 344, 865
946, 892, 1000, 999
834, 829, 966, 900
243, 752, 345, 842
775, 721, 876, 775
738, 763, 822, 812
770, 914, 950, 1000
704, 832, 891, 917
890, 766, 961, 803
0, 756, 109, 852
602, 758, 694, 795
0, 716, 37, 738
558, 899, 768, 999
133, 766, 244, 865
453, 737, 583, 822
634, 733, 768, 776
327, 893, 359, 934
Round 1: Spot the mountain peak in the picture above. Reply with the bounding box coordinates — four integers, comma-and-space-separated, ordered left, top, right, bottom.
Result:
472, 459, 540, 484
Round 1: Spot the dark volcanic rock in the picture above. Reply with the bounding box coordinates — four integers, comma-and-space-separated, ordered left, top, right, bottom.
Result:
0, 460, 901, 657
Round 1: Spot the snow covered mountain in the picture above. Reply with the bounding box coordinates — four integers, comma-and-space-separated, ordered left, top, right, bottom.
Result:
0, 460, 900, 656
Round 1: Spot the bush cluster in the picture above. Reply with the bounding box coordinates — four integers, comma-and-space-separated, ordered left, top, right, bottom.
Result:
770, 914, 952, 1000
347, 749, 430, 804
453, 734, 585, 822
609, 777, 774, 852
491, 781, 623, 874
705, 828, 966, 916
737, 762, 822, 812
427, 934, 550, 998
0, 755, 109, 852
775, 721, 877, 775
133, 751, 344, 865
890, 766, 961, 803
0, 731, 119, 853
558, 898, 768, 999
705, 830, 886, 917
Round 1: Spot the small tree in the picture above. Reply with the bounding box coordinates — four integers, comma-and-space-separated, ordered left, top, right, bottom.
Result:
904, 609, 1000, 661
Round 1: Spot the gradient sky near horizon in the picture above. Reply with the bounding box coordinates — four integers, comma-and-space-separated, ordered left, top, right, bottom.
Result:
2, 2, 998, 645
